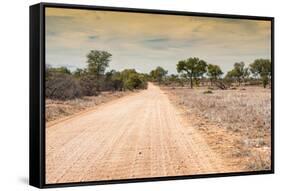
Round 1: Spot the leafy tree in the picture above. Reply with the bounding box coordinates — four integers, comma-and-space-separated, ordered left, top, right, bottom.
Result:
226, 62, 249, 85
111, 71, 124, 91
87, 50, 112, 75
120, 69, 147, 90
101, 70, 122, 91
150, 66, 168, 84
177, 57, 207, 88
225, 70, 237, 83
207, 64, 223, 85
124, 73, 142, 90
250, 59, 271, 88
86, 50, 112, 90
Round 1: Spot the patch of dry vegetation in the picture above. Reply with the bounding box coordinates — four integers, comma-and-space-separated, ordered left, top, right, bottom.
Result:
162, 86, 271, 172
46, 91, 132, 123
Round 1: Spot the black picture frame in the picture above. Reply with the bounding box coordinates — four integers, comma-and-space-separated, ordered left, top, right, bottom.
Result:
30, 2, 274, 189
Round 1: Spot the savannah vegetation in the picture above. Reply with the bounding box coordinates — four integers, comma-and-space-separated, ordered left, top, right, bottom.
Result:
163, 84, 271, 171
46, 50, 148, 122
46, 49, 271, 101
155, 57, 271, 89
158, 57, 272, 171
46, 50, 148, 100
46, 49, 271, 171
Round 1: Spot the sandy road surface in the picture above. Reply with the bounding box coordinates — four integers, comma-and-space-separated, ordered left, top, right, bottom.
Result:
46, 83, 229, 183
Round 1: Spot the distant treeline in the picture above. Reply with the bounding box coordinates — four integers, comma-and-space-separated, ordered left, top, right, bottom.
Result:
46, 49, 271, 100
150, 57, 271, 89
46, 50, 147, 100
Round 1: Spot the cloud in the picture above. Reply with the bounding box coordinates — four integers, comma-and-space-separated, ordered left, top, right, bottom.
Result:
88, 35, 99, 40
45, 7, 271, 74
144, 38, 169, 42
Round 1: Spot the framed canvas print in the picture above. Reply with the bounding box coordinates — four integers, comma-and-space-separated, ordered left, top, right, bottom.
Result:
29, 2, 274, 188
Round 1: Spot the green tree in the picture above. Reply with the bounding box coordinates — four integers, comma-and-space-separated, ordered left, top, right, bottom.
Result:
176, 57, 207, 88
250, 59, 271, 88
111, 71, 124, 91
207, 64, 223, 85
101, 70, 122, 91
226, 62, 249, 85
86, 50, 112, 90
150, 66, 168, 84
225, 70, 236, 83
120, 69, 147, 90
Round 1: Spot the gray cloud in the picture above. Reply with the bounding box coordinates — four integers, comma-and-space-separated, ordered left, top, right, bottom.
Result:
45, 8, 271, 74
88, 35, 99, 40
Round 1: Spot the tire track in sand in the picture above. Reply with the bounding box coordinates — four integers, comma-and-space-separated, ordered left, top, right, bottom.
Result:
46, 83, 231, 183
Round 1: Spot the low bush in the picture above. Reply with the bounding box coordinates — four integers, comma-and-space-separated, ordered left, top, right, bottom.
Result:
46, 72, 82, 100
79, 75, 99, 96
120, 69, 147, 90
46, 65, 148, 100
203, 90, 213, 94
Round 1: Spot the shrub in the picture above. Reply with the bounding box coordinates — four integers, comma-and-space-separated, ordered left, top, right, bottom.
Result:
101, 70, 123, 91
203, 90, 213, 94
121, 69, 147, 90
79, 74, 99, 96
123, 74, 143, 90
46, 73, 82, 100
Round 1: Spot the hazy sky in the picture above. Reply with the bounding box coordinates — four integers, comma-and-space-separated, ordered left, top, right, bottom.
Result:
46, 8, 271, 74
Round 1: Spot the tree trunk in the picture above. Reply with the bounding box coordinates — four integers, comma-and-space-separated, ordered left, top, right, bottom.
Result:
190, 77, 193, 89
96, 74, 100, 92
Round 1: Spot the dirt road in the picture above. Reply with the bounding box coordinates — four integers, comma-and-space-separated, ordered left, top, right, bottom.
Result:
46, 83, 229, 183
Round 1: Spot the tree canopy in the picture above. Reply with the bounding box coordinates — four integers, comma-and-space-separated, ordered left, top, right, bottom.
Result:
177, 57, 207, 88
225, 62, 249, 85
207, 64, 223, 85
86, 50, 112, 90
250, 59, 271, 88
150, 66, 168, 83
86, 50, 112, 77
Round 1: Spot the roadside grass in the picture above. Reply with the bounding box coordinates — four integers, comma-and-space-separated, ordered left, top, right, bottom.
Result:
170, 87, 271, 132
162, 86, 271, 172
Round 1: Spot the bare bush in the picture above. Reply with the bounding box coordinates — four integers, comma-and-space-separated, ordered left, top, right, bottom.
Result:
79, 75, 99, 96
46, 73, 82, 100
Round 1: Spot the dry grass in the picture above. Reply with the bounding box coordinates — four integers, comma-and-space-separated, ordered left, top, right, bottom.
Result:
162, 86, 271, 172
46, 91, 132, 122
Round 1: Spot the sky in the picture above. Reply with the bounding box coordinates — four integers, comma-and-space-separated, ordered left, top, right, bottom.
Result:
46, 8, 271, 75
